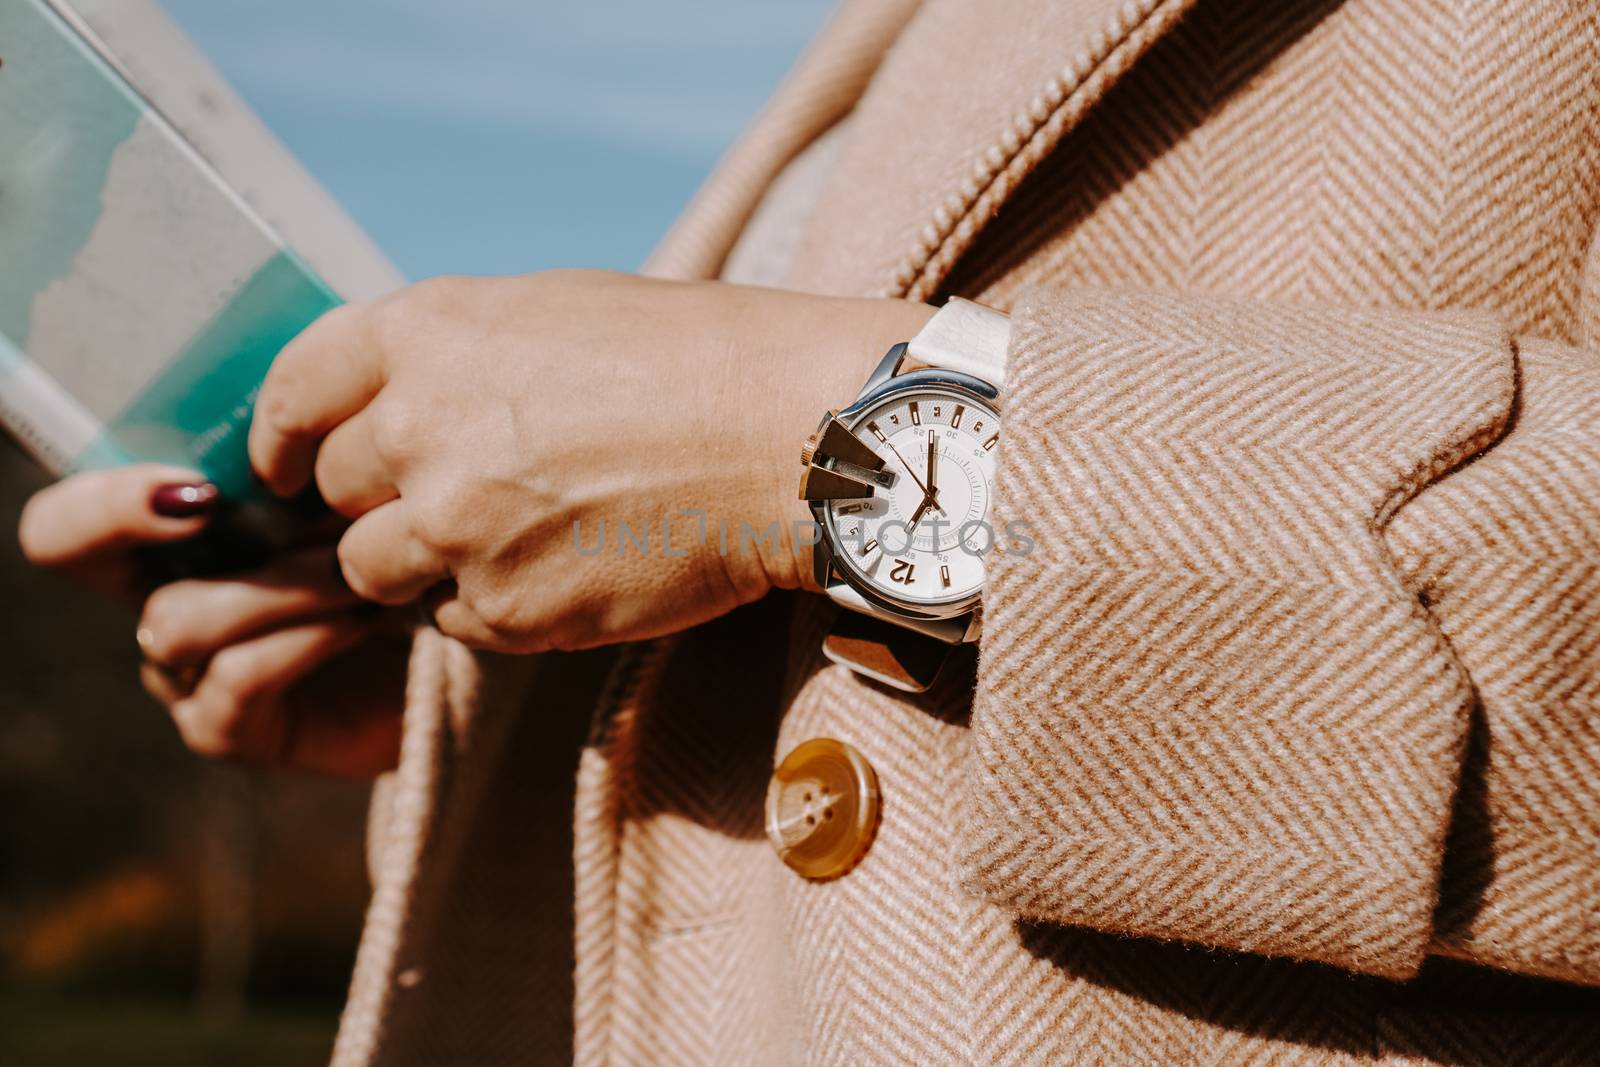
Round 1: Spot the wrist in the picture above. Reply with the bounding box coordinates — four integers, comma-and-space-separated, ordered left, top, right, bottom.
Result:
760, 295, 936, 595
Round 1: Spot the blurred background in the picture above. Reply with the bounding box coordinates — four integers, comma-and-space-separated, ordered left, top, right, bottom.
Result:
1, 1, 832, 1062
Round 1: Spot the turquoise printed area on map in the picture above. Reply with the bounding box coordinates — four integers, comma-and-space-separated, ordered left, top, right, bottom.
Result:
0, 0, 141, 355
79, 251, 341, 499
3, 0, 344, 502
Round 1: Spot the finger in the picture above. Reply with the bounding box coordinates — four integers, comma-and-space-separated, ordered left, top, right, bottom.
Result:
427, 587, 506, 649
167, 619, 365, 764
136, 547, 361, 666
248, 302, 385, 498
140, 658, 202, 706
337, 500, 449, 605
18, 465, 216, 567
314, 407, 398, 519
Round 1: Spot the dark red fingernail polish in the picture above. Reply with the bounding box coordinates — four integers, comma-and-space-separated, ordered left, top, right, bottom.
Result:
150, 482, 220, 518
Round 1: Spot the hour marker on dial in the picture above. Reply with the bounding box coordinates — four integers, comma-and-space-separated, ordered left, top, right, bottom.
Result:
818, 387, 999, 609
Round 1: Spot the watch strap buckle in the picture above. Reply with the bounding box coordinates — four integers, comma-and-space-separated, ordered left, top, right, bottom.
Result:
822, 609, 954, 692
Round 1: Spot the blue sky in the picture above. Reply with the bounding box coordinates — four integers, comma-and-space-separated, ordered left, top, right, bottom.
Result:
159, 0, 835, 281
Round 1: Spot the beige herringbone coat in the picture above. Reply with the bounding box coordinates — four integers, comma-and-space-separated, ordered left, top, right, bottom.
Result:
332, 0, 1600, 1063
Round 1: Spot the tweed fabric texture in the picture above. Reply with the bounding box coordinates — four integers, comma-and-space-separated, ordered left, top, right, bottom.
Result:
946, 0, 1600, 343
332, 0, 1600, 1062
787, 0, 1201, 299
934, 0, 1600, 989
968, 290, 1516, 978
331, 636, 560, 1067
1388, 337, 1600, 986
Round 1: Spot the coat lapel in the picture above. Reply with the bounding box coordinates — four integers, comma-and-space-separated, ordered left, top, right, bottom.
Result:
786, 0, 1198, 301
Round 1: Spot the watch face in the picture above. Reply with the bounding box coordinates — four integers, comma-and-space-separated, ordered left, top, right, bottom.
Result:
824, 386, 1002, 610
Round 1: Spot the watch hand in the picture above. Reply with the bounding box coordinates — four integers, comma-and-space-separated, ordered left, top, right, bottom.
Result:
908, 497, 933, 529
884, 440, 947, 518
920, 431, 946, 516
884, 440, 935, 500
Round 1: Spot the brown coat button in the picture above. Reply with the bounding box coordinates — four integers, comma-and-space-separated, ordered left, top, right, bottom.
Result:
765, 738, 880, 880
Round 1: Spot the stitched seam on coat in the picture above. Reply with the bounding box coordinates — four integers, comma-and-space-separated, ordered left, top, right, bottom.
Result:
887, 0, 1188, 300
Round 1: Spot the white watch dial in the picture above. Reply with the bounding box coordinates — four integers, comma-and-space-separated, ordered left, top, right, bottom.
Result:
825, 388, 1002, 608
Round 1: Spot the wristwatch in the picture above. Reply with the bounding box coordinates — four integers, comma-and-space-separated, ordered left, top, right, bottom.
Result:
799, 297, 1010, 692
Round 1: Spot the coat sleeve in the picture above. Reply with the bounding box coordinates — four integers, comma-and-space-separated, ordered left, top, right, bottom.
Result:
961, 286, 1600, 984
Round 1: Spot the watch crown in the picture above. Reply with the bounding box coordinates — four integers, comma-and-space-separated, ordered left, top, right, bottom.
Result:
800, 431, 821, 467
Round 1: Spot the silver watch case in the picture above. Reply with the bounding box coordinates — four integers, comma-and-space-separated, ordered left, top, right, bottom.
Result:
807, 343, 1002, 645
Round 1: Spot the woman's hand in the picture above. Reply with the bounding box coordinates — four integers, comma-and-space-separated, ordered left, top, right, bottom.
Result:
19, 464, 223, 605
134, 547, 406, 777
19, 466, 404, 776
249, 270, 933, 653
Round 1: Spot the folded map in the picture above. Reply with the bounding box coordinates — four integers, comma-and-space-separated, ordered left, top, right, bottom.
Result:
0, 0, 402, 500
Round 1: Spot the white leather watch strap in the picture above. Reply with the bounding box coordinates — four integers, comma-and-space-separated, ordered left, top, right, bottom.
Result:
905, 297, 1011, 387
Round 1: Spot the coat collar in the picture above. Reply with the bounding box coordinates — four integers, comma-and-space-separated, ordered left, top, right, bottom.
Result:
785, 0, 1198, 300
